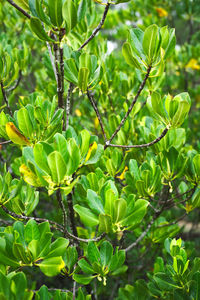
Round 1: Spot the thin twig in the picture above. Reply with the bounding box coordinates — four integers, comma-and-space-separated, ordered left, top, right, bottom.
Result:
105, 66, 152, 148
160, 188, 195, 204
0, 140, 11, 145
157, 212, 187, 228
77, 2, 110, 51
7, 70, 22, 92
87, 90, 107, 142
53, 42, 63, 109
107, 127, 168, 149
56, 189, 68, 237
46, 42, 58, 83
6, 0, 31, 19
67, 192, 78, 237
73, 279, 76, 300
1, 205, 64, 230
1, 81, 12, 115
59, 31, 65, 109
1, 204, 106, 243
65, 83, 73, 130
124, 216, 156, 252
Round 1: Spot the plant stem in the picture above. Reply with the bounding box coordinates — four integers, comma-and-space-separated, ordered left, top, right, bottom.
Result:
1, 204, 64, 230
78, 2, 110, 51
53, 42, 63, 109
87, 90, 107, 142
0, 81, 12, 116
59, 31, 65, 109
6, 0, 31, 19
7, 70, 22, 92
107, 127, 168, 149
67, 192, 78, 237
65, 83, 73, 130
105, 65, 152, 149
56, 189, 67, 237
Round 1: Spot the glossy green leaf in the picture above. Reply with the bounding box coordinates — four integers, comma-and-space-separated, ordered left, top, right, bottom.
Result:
63, 0, 77, 34
99, 214, 112, 233
143, 24, 160, 62
37, 257, 65, 277
29, 17, 54, 42
47, 151, 67, 183
48, 0, 63, 27
122, 42, 141, 69
78, 67, 89, 92
74, 205, 99, 227
100, 241, 113, 268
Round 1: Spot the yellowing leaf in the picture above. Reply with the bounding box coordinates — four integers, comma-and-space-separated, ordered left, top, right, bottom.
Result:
19, 164, 42, 187
156, 7, 168, 17
85, 142, 98, 162
185, 203, 193, 213
116, 166, 128, 180
75, 109, 82, 117
185, 58, 200, 70
94, 117, 99, 129
6, 122, 30, 145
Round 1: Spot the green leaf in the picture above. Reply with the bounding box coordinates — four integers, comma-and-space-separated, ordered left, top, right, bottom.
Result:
74, 205, 99, 227
99, 214, 112, 233
35, 285, 51, 299
120, 199, 149, 227
164, 28, 176, 59
73, 274, 95, 285
142, 24, 160, 62
14, 0, 29, 10
47, 151, 67, 183
100, 241, 113, 268
87, 189, 104, 215
29, 17, 54, 42
46, 237, 69, 258
113, 199, 127, 223
48, 0, 63, 27
64, 58, 78, 84
104, 189, 115, 218
128, 27, 145, 59
87, 242, 100, 264
25, 219, 40, 244
85, 144, 104, 165
122, 42, 141, 69
78, 67, 89, 92
77, 0, 87, 22
10, 272, 27, 300
65, 138, 80, 175
0, 272, 11, 300
63, 0, 77, 34
37, 257, 65, 277
78, 258, 94, 274
53, 133, 69, 165
33, 143, 50, 174
153, 272, 181, 291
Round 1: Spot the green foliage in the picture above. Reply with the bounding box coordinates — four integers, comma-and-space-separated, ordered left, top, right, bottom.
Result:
0, 0, 200, 298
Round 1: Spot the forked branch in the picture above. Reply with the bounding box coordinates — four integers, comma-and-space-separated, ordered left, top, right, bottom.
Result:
107, 127, 169, 149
